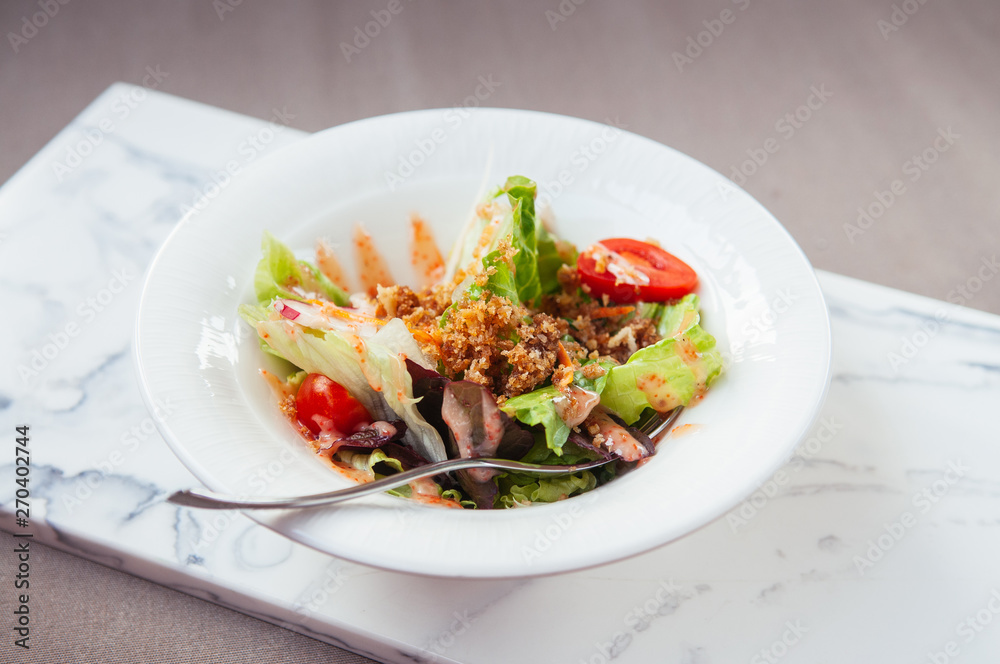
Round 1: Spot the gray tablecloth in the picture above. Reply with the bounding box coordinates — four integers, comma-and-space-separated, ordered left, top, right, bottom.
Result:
1, 0, 997, 662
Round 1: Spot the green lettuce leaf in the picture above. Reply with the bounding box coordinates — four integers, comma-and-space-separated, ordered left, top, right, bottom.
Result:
446, 176, 572, 306
340, 449, 427, 500
573, 359, 614, 394
254, 231, 349, 306
601, 326, 724, 424
388, 482, 476, 508
496, 470, 597, 508
440, 247, 519, 326
440, 488, 477, 508
652, 293, 701, 338
337, 449, 476, 506
500, 385, 569, 453
659, 296, 719, 353
478, 249, 519, 303
536, 226, 565, 296
503, 176, 542, 306
339, 448, 405, 475
500, 360, 614, 454
517, 432, 602, 465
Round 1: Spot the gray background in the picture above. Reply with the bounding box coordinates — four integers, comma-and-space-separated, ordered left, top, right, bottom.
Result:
1, 0, 997, 662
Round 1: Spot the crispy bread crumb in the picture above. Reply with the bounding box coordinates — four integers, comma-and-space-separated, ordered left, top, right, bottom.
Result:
552, 363, 574, 390
373, 247, 663, 396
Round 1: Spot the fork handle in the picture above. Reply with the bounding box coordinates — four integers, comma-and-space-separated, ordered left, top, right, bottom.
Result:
166, 456, 608, 510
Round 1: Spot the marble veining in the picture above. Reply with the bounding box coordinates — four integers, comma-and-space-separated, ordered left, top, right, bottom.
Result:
2, 85, 999, 663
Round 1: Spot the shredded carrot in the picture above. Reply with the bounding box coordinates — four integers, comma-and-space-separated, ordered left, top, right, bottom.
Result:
556, 341, 573, 368
590, 306, 635, 319
411, 329, 441, 348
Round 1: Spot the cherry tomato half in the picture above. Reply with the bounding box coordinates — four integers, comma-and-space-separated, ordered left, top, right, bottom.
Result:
295, 373, 373, 436
577, 238, 698, 303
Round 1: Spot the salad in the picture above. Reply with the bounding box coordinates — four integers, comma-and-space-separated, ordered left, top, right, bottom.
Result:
238, 176, 724, 509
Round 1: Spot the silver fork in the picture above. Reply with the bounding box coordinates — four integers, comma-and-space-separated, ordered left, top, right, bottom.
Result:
167, 407, 683, 510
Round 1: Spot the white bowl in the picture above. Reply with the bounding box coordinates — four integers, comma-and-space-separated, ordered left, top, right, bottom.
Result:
135, 108, 831, 578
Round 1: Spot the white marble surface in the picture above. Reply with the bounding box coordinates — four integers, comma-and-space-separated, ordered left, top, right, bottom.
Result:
2, 85, 999, 663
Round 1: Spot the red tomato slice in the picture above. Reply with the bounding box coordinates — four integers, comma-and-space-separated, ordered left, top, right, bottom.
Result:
295, 373, 373, 436
577, 238, 698, 303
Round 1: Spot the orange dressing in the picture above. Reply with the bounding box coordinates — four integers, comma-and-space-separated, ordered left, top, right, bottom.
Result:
409, 214, 445, 287
353, 223, 395, 297
674, 335, 710, 397
260, 369, 296, 400
671, 423, 701, 437
636, 373, 680, 412
585, 409, 648, 462
408, 477, 463, 508
315, 237, 353, 292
